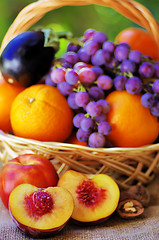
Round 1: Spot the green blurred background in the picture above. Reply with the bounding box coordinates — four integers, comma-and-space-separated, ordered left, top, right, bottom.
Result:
0, 0, 158, 46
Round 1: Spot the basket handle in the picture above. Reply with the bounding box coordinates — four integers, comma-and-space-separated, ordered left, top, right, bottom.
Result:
0, 0, 159, 54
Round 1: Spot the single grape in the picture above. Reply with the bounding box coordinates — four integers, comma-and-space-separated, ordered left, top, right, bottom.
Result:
73, 113, 85, 128
154, 62, 159, 78
88, 132, 106, 148
62, 62, 73, 69
152, 79, 159, 94
141, 92, 154, 108
91, 66, 104, 78
86, 101, 102, 117
83, 39, 99, 56
114, 75, 127, 90
65, 69, 79, 85
73, 62, 88, 71
102, 40, 115, 53
80, 116, 94, 131
84, 28, 96, 39
75, 91, 90, 107
105, 57, 119, 69
91, 31, 108, 44
138, 62, 155, 78
78, 67, 96, 83
150, 101, 159, 116
98, 121, 112, 135
77, 47, 90, 63
120, 42, 131, 49
76, 128, 91, 142
91, 49, 111, 66
125, 76, 142, 94
45, 74, 57, 87
129, 50, 142, 64
95, 113, 107, 123
57, 81, 73, 96
50, 67, 66, 84
67, 42, 81, 52
88, 86, 105, 101
97, 99, 110, 114
67, 92, 79, 109
63, 51, 79, 65
114, 44, 130, 61
120, 59, 136, 73
97, 75, 113, 90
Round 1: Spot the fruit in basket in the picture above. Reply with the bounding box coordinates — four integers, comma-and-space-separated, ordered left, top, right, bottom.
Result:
9, 183, 74, 237
10, 84, 73, 142
115, 27, 159, 60
58, 170, 120, 225
0, 79, 25, 132
66, 132, 87, 146
0, 31, 55, 87
0, 154, 59, 208
106, 91, 158, 147
43, 27, 159, 148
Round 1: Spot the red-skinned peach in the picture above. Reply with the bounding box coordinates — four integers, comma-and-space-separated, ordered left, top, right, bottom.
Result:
0, 154, 59, 208
9, 184, 74, 237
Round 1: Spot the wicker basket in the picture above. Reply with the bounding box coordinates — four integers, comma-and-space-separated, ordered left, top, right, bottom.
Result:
0, 0, 159, 189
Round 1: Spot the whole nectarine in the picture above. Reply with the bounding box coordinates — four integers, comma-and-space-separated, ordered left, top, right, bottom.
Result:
0, 154, 59, 208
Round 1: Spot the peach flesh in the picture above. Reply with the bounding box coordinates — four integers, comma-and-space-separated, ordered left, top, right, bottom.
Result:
58, 170, 120, 224
76, 179, 106, 208
25, 190, 54, 218
9, 184, 74, 237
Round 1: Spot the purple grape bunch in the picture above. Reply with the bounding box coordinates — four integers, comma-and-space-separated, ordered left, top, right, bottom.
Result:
45, 28, 159, 147
73, 98, 112, 148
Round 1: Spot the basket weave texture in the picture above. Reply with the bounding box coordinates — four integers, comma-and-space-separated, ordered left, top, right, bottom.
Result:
0, 0, 159, 189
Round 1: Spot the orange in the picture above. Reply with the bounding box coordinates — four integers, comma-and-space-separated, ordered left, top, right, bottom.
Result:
116, 28, 159, 60
105, 91, 158, 147
10, 84, 73, 142
0, 78, 25, 132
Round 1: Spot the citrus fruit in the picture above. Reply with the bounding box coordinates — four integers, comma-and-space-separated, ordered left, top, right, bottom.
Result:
0, 78, 25, 132
106, 91, 158, 147
10, 84, 73, 142
116, 28, 159, 60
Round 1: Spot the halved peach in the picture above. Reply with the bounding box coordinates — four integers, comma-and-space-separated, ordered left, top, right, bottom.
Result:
9, 183, 74, 237
58, 170, 120, 225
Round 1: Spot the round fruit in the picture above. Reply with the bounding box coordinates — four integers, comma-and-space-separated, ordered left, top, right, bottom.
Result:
9, 184, 74, 237
0, 79, 25, 132
0, 154, 59, 208
0, 31, 55, 87
116, 28, 159, 60
10, 84, 73, 142
66, 132, 87, 146
106, 91, 158, 147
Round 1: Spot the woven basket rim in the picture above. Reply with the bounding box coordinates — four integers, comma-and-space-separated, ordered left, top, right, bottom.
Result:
0, 130, 159, 153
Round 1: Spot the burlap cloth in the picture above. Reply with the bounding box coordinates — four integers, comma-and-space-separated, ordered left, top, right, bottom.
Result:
0, 161, 159, 240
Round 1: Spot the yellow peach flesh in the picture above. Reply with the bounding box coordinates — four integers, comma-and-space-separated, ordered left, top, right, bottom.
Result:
9, 184, 74, 230
58, 171, 120, 223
